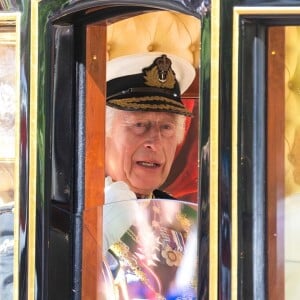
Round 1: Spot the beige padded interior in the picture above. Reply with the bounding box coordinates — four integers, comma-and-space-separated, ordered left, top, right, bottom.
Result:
106, 11, 201, 69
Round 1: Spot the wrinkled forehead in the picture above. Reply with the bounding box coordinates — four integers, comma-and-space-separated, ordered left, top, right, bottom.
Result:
117, 110, 178, 123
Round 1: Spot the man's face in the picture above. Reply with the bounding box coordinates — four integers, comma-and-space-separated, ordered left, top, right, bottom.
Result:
106, 110, 182, 196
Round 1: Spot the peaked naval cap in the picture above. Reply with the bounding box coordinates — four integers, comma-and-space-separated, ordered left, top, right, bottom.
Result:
106, 53, 195, 116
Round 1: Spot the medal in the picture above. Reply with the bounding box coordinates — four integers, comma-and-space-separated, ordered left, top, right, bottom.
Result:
161, 244, 183, 267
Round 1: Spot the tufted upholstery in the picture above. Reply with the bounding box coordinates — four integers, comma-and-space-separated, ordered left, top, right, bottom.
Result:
106, 11, 201, 69
285, 26, 300, 196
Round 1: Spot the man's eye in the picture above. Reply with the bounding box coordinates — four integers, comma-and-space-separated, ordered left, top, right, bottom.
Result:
135, 122, 146, 128
160, 123, 176, 137
161, 122, 175, 130
131, 122, 148, 134
161, 123, 173, 130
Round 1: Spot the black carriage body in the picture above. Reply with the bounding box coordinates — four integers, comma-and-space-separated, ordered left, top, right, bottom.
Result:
0, 0, 298, 299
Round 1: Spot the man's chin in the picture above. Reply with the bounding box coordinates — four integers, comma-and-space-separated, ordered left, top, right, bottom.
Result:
130, 183, 160, 198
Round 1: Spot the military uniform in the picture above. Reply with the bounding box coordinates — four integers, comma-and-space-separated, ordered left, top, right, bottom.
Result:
106, 195, 197, 300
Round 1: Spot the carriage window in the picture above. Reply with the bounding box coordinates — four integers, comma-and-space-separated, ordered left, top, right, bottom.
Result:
103, 12, 200, 299
267, 25, 300, 300
82, 10, 200, 299
234, 11, 300, 298
0, 14, 19, 300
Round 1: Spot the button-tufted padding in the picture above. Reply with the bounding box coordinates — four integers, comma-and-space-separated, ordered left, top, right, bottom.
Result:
106, 11, 200, 69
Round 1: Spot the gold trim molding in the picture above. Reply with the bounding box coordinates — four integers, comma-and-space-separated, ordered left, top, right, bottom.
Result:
210, 1, 220, 300
28, 1, 39, 299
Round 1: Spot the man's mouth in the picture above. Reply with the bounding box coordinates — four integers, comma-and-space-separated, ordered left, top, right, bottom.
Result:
137, 161, 161, 168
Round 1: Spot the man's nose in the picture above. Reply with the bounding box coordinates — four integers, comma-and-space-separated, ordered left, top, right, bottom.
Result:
144, 125, 162, 150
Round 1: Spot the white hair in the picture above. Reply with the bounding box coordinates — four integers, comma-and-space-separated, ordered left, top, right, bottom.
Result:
105, 106, 186, 144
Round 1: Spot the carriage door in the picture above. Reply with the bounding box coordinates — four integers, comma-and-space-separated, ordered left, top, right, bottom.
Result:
231, 6, 300, 300
33, 1, 211, 299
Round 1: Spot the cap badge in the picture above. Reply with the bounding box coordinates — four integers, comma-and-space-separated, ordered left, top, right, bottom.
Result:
143, 55, 176, 89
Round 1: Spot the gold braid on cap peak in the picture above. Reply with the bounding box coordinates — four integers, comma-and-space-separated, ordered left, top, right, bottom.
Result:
109, 96, 186, 108
108, 96, 192, 116
143, 55, 176, 89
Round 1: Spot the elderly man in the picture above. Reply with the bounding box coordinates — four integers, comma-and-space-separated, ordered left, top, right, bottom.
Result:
103, 53, 198, 299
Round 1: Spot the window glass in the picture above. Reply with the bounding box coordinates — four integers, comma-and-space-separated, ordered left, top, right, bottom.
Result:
0, 21, 17, 300
285, 26, 300, 300
103, 11, 200, 299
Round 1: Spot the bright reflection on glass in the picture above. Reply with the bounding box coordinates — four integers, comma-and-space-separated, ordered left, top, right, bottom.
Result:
102, 199, 198, 299
0, 26, 16, 299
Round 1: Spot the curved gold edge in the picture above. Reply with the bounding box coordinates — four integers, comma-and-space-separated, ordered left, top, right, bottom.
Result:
231, 6, 300, 300
210, 1, 220, 300
28, 1, 39, 299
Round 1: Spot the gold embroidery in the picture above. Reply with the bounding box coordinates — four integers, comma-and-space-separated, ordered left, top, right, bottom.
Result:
108, 96, 191, 115
144, 67, 176, 89
176, 213, 193, 232
110, 241, 148, 283
110, 96, 183, 107
110, 240, 164, 297
143, 54, 176, 88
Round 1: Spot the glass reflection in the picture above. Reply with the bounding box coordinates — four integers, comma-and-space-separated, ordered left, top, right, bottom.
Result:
102, 199, 198, 299
285, 26, 300, 300
0, 31, 16, 299
102, 13, 200, 299
0, 44, 16, 159
0, 163, 14, 205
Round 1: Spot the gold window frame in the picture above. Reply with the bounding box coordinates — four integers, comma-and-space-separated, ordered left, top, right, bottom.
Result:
210, 2, 220, 300
0, 11, 21, 300
28, 1, 39, 298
